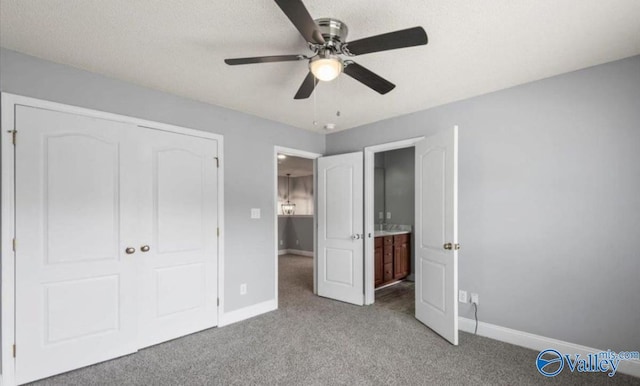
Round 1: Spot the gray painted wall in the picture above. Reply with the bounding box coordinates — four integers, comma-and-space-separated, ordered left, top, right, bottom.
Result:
327, 55, 640, 352
0, 48, 326, 313
283, 217, 314, 252
374, 167, 385, 223
278, 175, 314, 215
383, 147, 415, 228
277, 175, 314, 252
278, 216, 288, 250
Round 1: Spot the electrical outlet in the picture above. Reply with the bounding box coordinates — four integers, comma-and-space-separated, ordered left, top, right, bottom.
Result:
279, 240, 283, 246
240, 284, 247, 295
471, 293, 479, 305
250, 208, 261, 219
458, 290, 468, 303
378, 212, 384, 219
296, 240, 299, 245
386, 212, 391, 219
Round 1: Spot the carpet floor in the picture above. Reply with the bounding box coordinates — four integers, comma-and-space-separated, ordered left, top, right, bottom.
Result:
31, 254, 637, 385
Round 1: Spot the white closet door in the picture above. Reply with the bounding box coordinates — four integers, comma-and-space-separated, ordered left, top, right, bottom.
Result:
137, 128, 219, 348
14, 106, 139, 384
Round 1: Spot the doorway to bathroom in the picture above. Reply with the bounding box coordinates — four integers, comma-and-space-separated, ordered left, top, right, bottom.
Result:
274, 147, 321, 307
370, 146, 416, 313
363, 128, 460, 345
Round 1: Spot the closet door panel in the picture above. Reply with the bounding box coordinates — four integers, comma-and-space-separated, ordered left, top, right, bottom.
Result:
156, 148, 205, 253
14, 106, 139, 385
137, 128, 219, 348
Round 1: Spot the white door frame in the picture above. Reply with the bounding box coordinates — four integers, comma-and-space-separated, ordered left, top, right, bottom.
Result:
0, 93, 225, 386
273, 146, 321, 305
363, 137, 425, 305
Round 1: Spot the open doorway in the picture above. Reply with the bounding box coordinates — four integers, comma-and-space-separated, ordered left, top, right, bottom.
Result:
274, 147, 321, 307
372, 147, 416, 314
363, 128, 459, 345
364, 137, 424, 306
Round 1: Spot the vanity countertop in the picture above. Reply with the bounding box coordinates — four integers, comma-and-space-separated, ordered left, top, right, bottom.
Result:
374, 230, 411, 237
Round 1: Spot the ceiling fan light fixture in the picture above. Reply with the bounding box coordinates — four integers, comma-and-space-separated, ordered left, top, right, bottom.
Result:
309, 54, 343, 82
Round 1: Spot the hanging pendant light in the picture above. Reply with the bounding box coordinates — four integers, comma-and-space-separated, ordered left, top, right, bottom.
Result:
282, 173, 296, 215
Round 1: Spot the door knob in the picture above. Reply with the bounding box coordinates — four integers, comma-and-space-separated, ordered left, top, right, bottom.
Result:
125, 247, 136, 254
140, 245, 151, 252
351, 234, 361, 240
443, 243, 452, 250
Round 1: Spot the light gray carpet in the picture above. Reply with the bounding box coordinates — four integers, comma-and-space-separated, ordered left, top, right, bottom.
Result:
31, 254, 638, 385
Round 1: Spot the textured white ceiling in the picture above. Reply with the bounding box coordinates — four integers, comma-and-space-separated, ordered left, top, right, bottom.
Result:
1, 1, 639, 133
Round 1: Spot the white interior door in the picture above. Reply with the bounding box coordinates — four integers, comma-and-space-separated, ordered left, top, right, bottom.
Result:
414, 126, 459, 345
14, 106, 139, 384
137, 128, 219, 348
317, 152, 364, 306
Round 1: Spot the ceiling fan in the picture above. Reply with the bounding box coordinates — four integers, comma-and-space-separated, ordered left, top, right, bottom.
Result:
224, 0, 428, 99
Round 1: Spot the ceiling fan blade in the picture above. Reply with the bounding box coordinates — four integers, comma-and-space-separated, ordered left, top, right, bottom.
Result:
224, 55, 304, 65
294, 72, 318, 99
343, 62, 395, 95
274, 0, 325, 45
346, 27, 428, 56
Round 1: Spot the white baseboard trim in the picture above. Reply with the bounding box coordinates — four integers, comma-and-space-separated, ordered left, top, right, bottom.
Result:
286, 249, 314, 257
278, 249, 313, 257
219, 299, 277, 327
459, 317, 640, 378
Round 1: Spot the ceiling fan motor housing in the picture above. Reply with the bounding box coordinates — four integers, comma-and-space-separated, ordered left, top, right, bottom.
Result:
315, 18, 349, 44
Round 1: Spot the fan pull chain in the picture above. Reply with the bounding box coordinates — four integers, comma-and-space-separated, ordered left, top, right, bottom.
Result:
313, 76, 318, 126
336, 74, 342, 121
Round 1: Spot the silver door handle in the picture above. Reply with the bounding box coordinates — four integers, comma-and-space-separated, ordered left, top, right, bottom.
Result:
140, 245, 151, 252
351, 234, 361, 240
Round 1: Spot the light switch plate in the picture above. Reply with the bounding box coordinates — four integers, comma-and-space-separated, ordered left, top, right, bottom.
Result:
251, 208, 261, 219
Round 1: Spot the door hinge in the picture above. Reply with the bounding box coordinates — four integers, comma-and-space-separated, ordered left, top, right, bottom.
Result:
217, 298, 220, 306
217, 228, 220, 237
214, 157, 219, 168
12, 344, 16, 358
7, 130, 16, 145
12, 238, 16, 252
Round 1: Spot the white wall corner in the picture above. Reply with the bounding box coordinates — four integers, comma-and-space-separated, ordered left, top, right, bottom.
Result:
219, 299, 277, 327
458, 317, 640, 378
